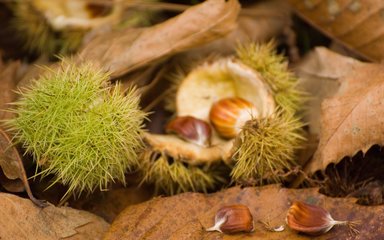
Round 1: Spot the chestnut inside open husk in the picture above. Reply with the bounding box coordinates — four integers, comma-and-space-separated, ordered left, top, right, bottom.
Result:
140, 42, 306, 194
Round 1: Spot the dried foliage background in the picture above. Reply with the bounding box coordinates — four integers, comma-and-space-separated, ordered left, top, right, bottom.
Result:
0, 192, 109, 240
289, 0, 384, 61
77, 0, 241, 78
1, 0, 384, 239
297, 48, 384, 175
105, 185, 384, 240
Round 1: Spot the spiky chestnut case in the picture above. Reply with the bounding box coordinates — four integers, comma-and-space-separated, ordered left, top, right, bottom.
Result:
141, 150, 228, 194
231, 42, 306, 183
6, 61, 146, 197
236, 42, 303, 114
141, 42, 306, 193
231, 110, 306, 183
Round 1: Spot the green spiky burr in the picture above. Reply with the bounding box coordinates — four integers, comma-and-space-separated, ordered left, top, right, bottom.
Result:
141, 150, 227, 194
141, 42, 306, 193
231, 110, 306, 183
237, 41, 304, 114
230, 42, 306, 183
5, 61, 146, 197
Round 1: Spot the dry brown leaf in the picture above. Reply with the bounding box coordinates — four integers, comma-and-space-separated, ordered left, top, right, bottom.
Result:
0, 128, 47, 207
77, 0, 241, 78
0, 170, 24, 192
182, 0, 292, 59
295, 47, 356, 135
0, 128, 24, 192
296, 47, 384, 175
0, 59, 20, 120
73, 186, 153, 223
289, 0, 384, 61
0, 50, 46, 207
104, 184, 384, 239
0, 192, 109, 240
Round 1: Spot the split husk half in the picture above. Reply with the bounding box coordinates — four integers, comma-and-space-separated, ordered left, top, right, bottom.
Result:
141, 42, 306, 193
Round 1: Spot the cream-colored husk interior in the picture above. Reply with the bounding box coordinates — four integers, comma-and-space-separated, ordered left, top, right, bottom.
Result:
176, 58, 275, 145
143, 58, 276, 165
177, 58, 275, 121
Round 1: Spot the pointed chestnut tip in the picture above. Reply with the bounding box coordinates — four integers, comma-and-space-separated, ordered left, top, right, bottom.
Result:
206, 204, 254, 234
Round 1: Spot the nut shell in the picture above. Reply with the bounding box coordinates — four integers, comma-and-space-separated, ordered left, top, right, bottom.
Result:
166, 116, 211, 147
286, 201, 334, 235
206, 204, 254, 234
210, 97, 259, 139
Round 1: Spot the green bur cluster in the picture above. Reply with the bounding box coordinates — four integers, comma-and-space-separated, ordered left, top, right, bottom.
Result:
231, 111, 306, 183
7, 62, 146, 196
231, 42, 306, 183
237, 42, 303, 114
141, 152, 226, 194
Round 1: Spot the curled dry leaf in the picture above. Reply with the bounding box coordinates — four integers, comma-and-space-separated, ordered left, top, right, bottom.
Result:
77, 0, 241, 78
0, 192, 109, 240
295, 47, 356, 135
0, 128, 24, 192
104, 185, 383, 239
182, 0, 292, 59
0, 45, 45, 207
289, 0, 384, 61
296, 48, 384, 175
0, 59, 20, 120
0, 128, 47, 207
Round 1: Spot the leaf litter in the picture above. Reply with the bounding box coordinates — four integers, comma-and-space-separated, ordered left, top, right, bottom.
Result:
105, 185, 384, 240
1, 0, 384, 239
